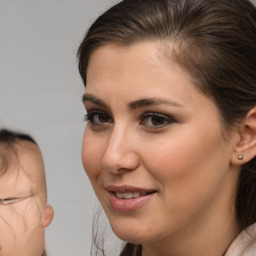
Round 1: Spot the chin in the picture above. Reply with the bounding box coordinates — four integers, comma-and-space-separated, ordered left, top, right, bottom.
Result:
109, 219, 156, 245
114, 231, 147, 244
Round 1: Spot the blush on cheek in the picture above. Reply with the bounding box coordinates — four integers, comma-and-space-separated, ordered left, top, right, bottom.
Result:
145, 136, 218, 183
82, 153, 101, 182
82, 137, 107, 178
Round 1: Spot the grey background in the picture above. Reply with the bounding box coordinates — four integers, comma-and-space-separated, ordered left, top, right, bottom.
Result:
0, 1, 120, 255
0, 0, 255, 255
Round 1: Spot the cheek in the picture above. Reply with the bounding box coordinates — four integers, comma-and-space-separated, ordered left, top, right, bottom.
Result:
141, 125, 229, 190
82, 130, 105, 181
0, 198, 44, 254
0, 200, 42, 230
138, 128, 234, 229
0, 207, 27, 245
0, 215, 16, 242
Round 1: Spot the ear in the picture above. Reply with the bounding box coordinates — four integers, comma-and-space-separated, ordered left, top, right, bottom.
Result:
231, 106, 256, 165
40, 205, 54, 228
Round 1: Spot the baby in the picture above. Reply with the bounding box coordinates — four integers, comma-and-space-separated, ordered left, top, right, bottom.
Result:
0, 129, 54, 256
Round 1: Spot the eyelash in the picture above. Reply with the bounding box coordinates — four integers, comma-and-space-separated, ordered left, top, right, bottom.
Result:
0, 198, 23, 205
84, 110, 175, 129
140, 112, 175, 128
84, 110, 113, 125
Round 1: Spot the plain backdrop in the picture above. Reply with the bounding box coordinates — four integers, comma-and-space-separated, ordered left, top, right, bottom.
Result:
0, 0, 256, 255
0, 1, 120, 255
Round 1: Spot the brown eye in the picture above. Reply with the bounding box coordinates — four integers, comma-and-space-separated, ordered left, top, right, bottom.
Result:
84, 111, 113, 125
140, 113, 174, 128
98, 113, 110, 123
151, 116, 165, 126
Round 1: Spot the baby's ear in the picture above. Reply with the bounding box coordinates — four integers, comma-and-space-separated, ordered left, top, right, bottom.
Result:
231, 106, 256, 165
40, 205, 54, 228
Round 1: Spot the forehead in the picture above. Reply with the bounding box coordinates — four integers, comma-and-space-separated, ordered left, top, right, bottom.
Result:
16, 141, 44, 175
0, 141, 45, 194
86, 42, 201, 104
87, 42, 168, 77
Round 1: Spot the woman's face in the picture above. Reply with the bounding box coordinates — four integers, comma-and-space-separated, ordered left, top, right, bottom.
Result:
82, 42, 240, 246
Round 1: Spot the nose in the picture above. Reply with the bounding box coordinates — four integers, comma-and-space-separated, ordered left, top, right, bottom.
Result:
102, 125, 140, 174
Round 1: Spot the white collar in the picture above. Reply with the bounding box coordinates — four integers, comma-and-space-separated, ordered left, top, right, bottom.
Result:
225, 223, 256, 256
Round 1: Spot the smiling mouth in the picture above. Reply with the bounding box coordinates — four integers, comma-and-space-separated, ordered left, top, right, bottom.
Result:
106, 185, 157, 196
107, 187, 157, 212
114, 191, 156, 199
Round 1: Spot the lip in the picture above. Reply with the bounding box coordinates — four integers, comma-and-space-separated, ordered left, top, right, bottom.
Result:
105, 185, 157, 212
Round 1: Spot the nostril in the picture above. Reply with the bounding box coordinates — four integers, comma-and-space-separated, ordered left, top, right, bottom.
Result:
102, 149, 140, 174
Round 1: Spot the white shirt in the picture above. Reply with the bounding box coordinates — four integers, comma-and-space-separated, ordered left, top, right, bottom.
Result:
225, 223, 256, 256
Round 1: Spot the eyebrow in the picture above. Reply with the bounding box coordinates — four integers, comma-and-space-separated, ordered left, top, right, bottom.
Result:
129, 98, 183, 109
82, 94, 183, 109
82, 94, 107, 107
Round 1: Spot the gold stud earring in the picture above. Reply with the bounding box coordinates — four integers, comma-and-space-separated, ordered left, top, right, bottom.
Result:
238, 154, 244, 160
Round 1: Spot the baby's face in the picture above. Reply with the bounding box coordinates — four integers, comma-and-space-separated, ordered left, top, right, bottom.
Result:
0, 141, 52, 256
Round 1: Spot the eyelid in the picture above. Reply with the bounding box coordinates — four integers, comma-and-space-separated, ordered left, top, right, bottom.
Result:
84, 110, 105, 121
0, 197, 26, 205
141, 112, 175, 121
140, 112, 175, 128
142, 112, 173, 118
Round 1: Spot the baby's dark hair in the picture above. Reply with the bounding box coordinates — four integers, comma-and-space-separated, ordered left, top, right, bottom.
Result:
0, 129, 37, 176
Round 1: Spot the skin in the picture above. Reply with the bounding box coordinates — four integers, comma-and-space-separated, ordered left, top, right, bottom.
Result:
0, 141, 53, 256
82, 42, 243, 256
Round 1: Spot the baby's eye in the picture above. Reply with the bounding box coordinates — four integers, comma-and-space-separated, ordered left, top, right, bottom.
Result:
140, 113, 174, 128
84, 111, 112, 125
0, 198, 24, 205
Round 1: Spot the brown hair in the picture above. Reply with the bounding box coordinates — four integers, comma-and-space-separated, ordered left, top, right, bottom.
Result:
77, 0, 256, 255
0, 129, 37, 176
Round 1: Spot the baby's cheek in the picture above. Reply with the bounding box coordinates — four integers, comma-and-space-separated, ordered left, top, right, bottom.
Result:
6, 196, 43, 232
0, 207, 25, 254
22, 196, 43, 228
0, 197, 44, 256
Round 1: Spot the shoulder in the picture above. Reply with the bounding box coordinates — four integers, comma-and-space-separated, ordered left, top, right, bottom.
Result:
225, 223, 256, 256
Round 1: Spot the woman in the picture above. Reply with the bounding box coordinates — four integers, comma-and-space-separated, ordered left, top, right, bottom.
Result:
78, 0, 256, 255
